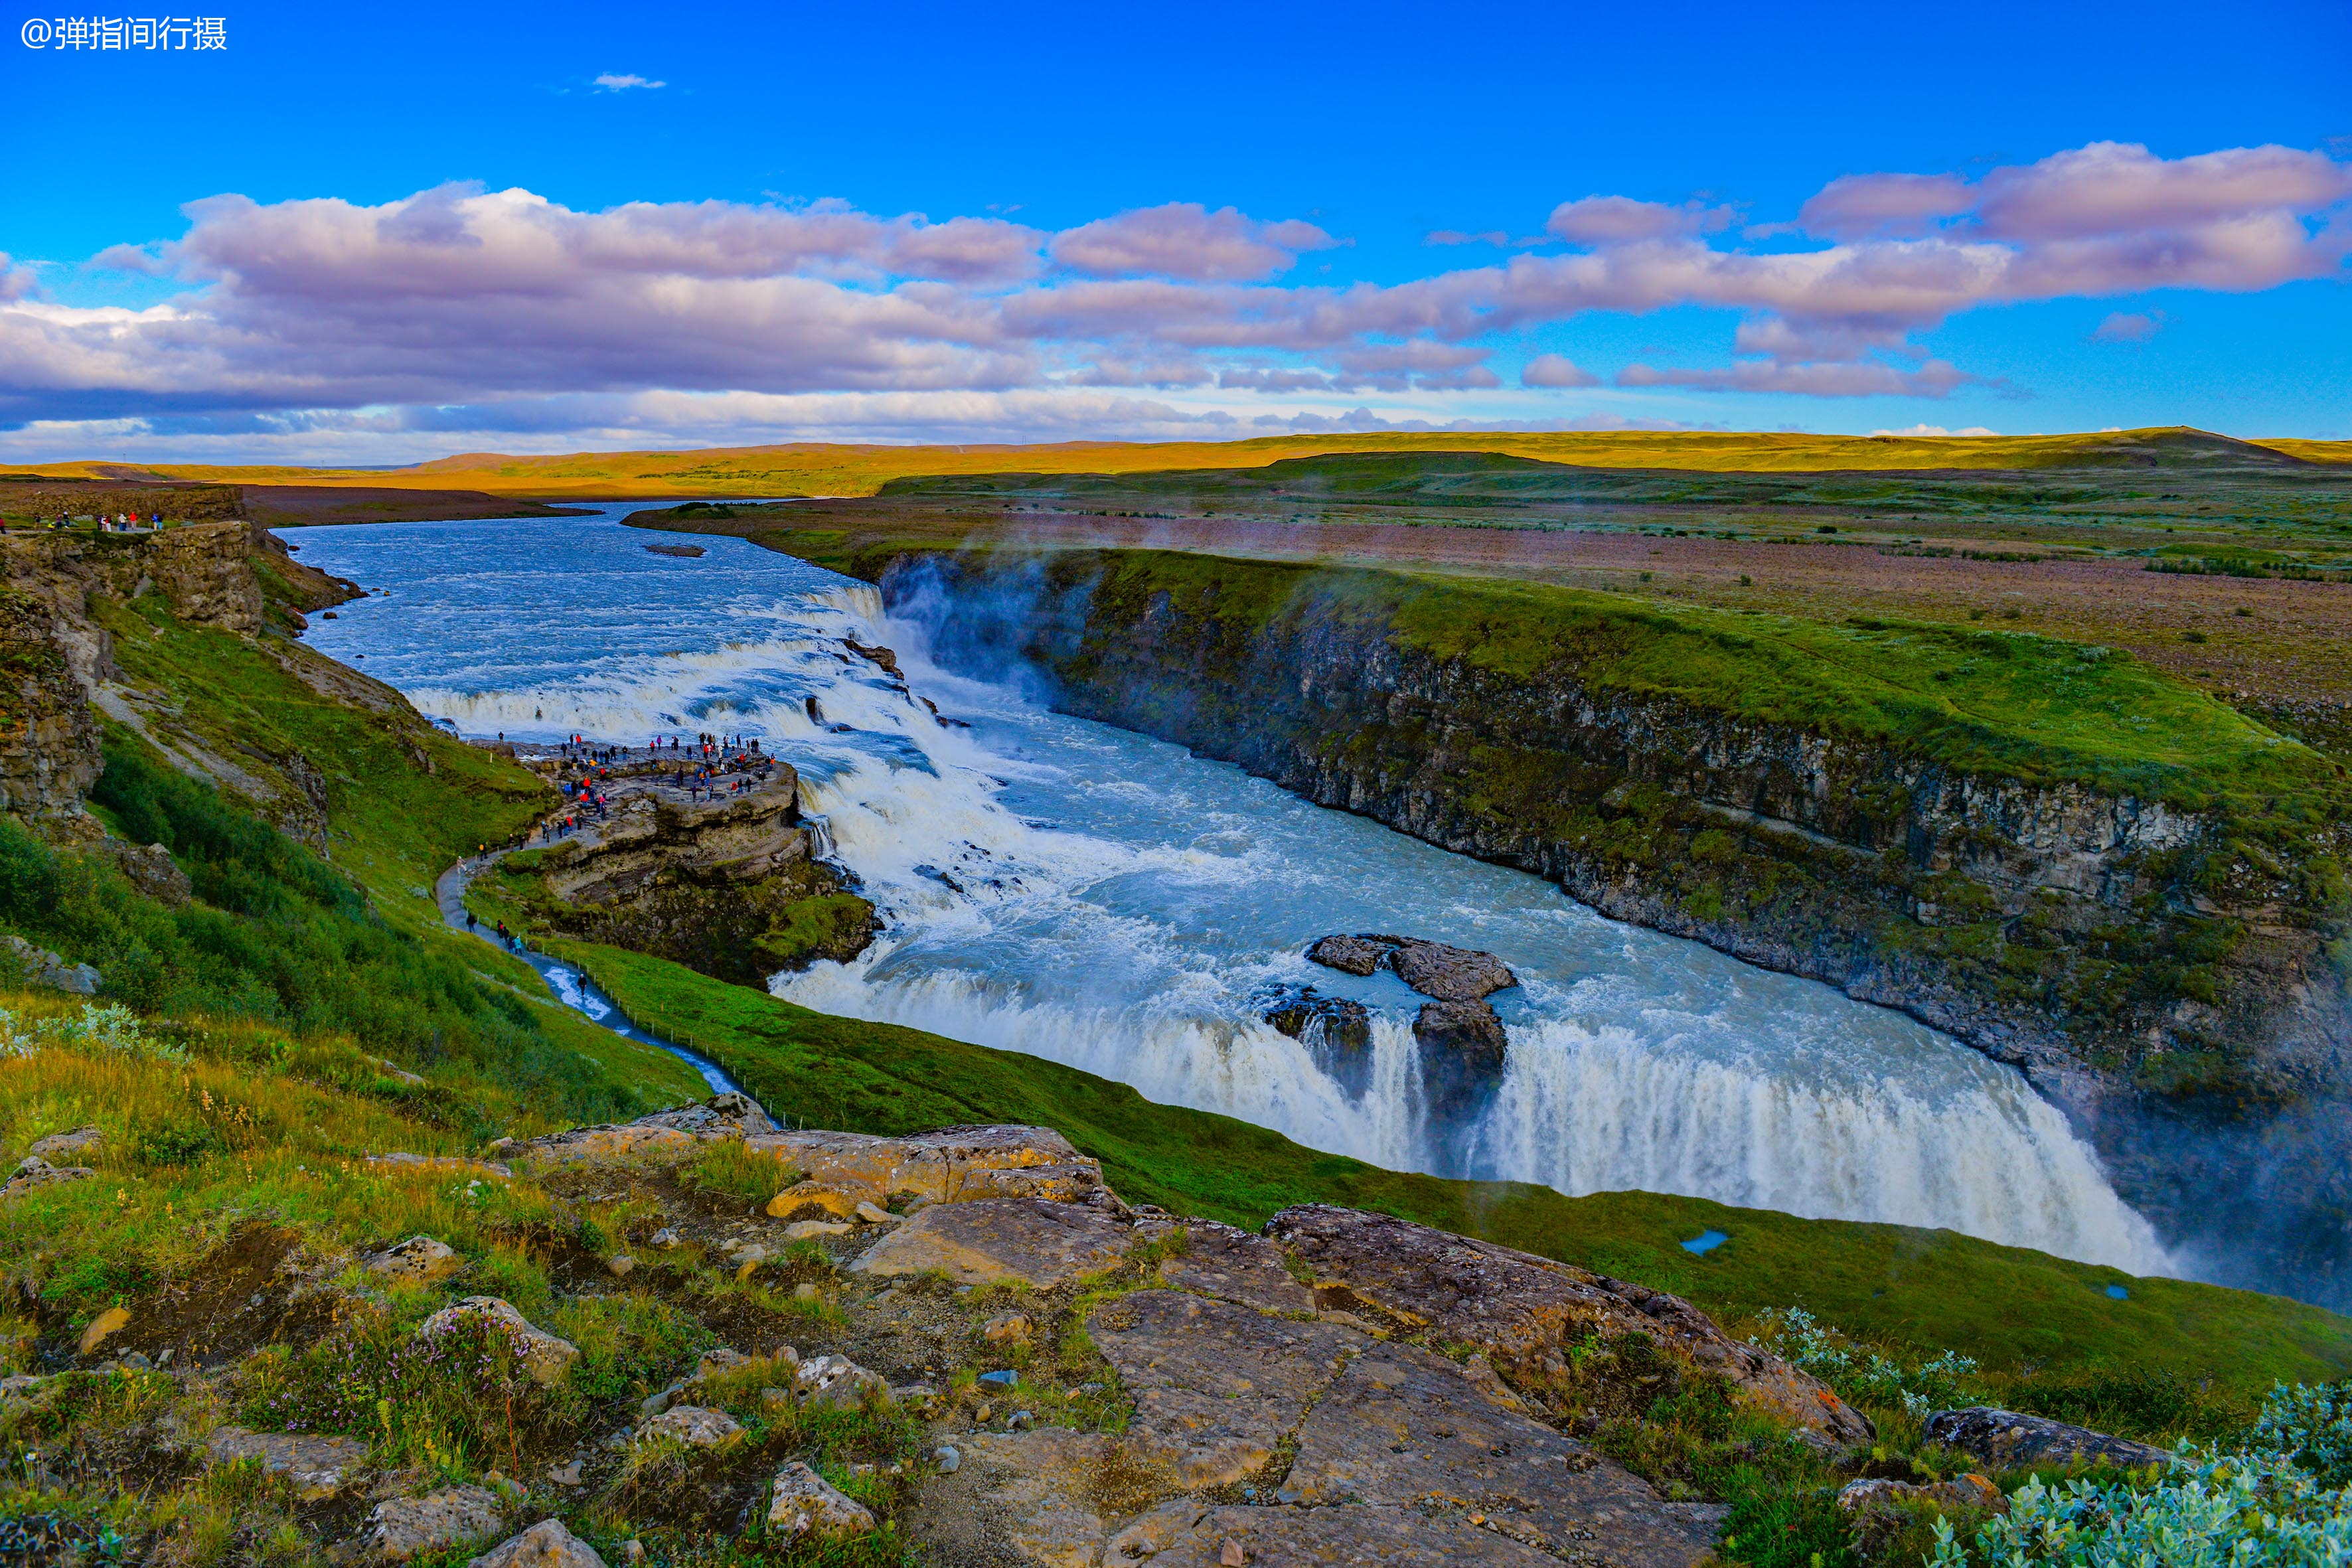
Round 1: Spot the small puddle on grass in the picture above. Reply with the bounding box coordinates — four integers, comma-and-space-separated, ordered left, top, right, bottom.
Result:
1682, 1229, 1729, 1255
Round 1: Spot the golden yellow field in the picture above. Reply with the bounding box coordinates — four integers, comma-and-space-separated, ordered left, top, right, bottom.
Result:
39, 426, 2352, 499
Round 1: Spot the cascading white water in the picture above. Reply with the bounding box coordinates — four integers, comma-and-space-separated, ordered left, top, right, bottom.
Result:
292, 509, 2176, 1276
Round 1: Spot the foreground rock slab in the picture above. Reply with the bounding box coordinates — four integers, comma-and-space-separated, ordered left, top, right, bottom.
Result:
1267, 1204, 1873, 1443
1088, 1291, 1358, 1488
1286, 1340, 1724, 1568
1150, 1219, 1316, 1314
915, 1428, 1136, 1567
1105, 1498, 1560, 1567
1926, 1407, 2172, 1470
849, 1197, 1132, 1287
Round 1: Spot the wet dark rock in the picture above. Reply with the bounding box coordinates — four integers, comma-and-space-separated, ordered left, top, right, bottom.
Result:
1388, 939, 1518, 1002
1412, 1000, 1510, 1120
642, 543, 706, 558
1924, 1407, 2172, 1470
1306, 933, 1518, 1002
1304, 933, 1399, 977
844, 638, 902, 678
1258, 984, 1373, 1095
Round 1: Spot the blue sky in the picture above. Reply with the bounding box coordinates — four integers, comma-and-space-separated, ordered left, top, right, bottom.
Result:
2, 0, 2349, 461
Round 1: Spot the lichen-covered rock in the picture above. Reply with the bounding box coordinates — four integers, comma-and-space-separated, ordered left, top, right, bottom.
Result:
767, 1461, 876, 1543
794, 1353, 889, 1412
358, 1485, 505, 1561
1284, 1340, 1724, 1568
1149, 1219, 1315, 1314
414, 1298, 579, 1387
848, 1197, 1132, 1287
1086, 1291, 1359, 1488
3, 1156, 94, 1199
367, 1235, 462, 1287
1267, 1204, 1873, 1444
366, 1152, 512, 1179
1924, 1407, 2171, 1470
634, 1405, 742, 1449
202, 1425, 372, 1500
467, 1520, 607, 1568
747, 1123, 1112, 1209
520, 1091, 776, 1167
25, 1126, 102, 1161
1838, 1474, 2007, 1514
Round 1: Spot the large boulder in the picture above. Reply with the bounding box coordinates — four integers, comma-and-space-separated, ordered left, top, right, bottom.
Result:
202, 1425, 371, 1500
414, 1298, 580, 1387
1924, 1407, 2172, 1470
467, 1519, 607, 1568
767, 1461, 876, 1543
849, 1198, 1133, 1288
1266, 1205, 1873, 1445
1387, 939, 1518, 1002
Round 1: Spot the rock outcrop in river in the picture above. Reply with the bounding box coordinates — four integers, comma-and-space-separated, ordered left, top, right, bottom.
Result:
499, 762, 877, 988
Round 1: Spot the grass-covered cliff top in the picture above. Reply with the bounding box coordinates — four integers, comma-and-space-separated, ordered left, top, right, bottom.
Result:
755, 528, 2349, 848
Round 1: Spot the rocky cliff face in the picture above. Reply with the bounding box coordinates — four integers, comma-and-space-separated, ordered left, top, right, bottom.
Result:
512, 773, 877, 988
875, 548, 2352, 1300
0, 522, 370, 846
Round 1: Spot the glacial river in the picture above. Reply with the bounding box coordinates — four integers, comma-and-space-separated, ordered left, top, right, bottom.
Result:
294, 508, 2173, 1274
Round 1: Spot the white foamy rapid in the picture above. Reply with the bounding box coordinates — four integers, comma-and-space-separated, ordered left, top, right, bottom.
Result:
295, 509, 2175, 1275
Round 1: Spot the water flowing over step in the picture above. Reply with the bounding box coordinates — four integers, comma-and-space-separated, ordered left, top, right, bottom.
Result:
306, 509, 2171, 1277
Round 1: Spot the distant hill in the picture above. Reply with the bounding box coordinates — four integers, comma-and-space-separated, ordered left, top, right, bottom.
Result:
35, 426, 2350, 500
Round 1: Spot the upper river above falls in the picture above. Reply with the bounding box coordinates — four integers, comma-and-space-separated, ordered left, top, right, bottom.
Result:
293, 509, 2174, 1276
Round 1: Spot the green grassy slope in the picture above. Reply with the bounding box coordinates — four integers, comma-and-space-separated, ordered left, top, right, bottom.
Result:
522, 935, 2352, 1393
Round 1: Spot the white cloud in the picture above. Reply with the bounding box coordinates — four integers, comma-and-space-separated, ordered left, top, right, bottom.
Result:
593, 73, 666, 92
3, 137, 2346, 452
1871, 424, 1999, 437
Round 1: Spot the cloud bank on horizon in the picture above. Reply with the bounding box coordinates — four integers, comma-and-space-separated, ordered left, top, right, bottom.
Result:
2, 139, 2346, 460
